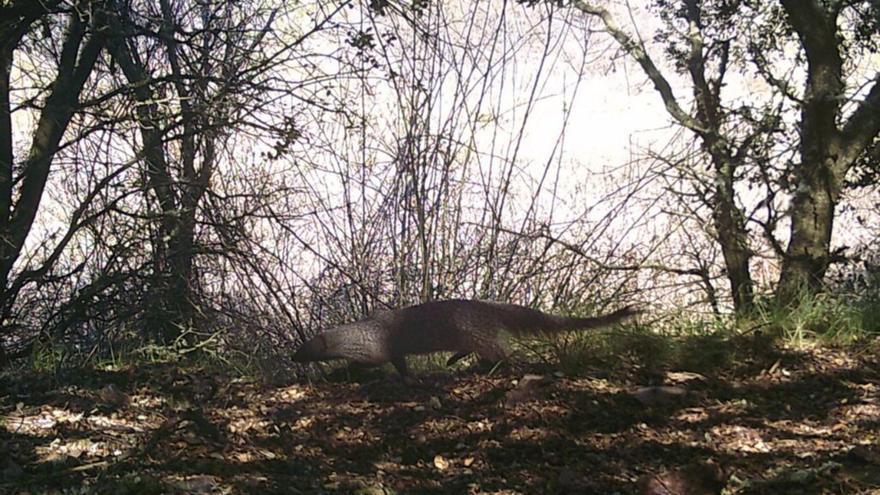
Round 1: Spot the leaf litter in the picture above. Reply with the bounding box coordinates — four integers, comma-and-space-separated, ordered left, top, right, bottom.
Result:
0, 343, 879, 494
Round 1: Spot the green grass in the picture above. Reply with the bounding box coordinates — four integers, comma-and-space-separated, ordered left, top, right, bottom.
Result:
20, 325, 268, 384
751, 291, 880, 346
518, 291, 880, 379
29, 338, 67, 373
16, 290, 878, 383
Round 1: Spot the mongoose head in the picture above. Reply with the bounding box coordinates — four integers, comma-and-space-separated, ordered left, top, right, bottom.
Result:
292, 333, 331, 362
292, 320, 388, 364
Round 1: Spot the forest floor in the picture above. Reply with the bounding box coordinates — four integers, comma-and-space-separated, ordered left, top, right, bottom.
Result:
1, 336, 879, 494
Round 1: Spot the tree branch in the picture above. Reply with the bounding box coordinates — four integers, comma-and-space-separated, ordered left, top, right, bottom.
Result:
570, 0, 708, 134
2, 6, 106, 284
840, 73, 880, 164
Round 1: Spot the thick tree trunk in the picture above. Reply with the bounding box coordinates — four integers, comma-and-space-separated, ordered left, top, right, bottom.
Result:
164, 202, 201, 344
776, 0, 846, 305
777, 164, 838, 302
0, 41, 16, 305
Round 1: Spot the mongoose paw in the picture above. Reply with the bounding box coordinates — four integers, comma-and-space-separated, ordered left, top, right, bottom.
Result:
400, 374, 420, 387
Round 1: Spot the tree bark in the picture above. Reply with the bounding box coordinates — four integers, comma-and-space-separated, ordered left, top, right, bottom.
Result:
573, 0, 755, 312
712, 166, 754, 311
682, 0, 754, 311
777, 164, 839, 300
776, 0, 880, 304
108, 1, 220, 343
105, 24, 183, 343
0, 5, 105, 316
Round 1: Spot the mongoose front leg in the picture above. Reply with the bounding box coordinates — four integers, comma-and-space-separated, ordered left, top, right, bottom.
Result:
391, 355, 409, 378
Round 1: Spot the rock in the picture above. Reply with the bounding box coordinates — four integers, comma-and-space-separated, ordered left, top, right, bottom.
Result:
637, 462, 726, 495
630, 386, 688, 406
849, 445, 880, 465
557, 466, 586, 491
98, 384, 130, 409
504, 374, 552, 406
354, 484, 396, 495
665, 371, 707, 384
168, 475, 218, 494
1, 459, 23, 480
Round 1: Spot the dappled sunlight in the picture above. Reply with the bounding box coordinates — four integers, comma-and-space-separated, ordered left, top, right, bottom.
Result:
224, 407, 271, 436
265, 384, 309, 402
1, 0, 878, 493
3, 407, 85, 436
840, 402, 880, 422
1, 345, 879, 492
35, 437, 119, 464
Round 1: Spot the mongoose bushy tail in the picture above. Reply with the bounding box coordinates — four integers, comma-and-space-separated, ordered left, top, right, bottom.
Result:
292, 299, 639, 377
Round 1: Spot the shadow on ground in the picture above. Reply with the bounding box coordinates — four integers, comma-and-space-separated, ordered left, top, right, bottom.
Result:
1, 338, 879, 494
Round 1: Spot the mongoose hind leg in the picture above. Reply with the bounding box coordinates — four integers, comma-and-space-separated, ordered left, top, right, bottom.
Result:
391, 355, 420, 386
473, 342, 512, 376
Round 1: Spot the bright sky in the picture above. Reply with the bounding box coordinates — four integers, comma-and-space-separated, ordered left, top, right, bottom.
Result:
8, 0, 877, 301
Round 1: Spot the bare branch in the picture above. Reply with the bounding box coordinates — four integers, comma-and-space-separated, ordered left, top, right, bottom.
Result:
571, 0, 708, 134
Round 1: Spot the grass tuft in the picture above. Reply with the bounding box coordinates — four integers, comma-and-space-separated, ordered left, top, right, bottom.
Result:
752, 291, 880, 346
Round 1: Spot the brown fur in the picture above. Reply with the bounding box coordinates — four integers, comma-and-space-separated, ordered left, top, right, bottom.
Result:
292, 299, 639, 377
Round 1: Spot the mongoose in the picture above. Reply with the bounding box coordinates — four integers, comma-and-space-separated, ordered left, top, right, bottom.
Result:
292, 299, 638, 377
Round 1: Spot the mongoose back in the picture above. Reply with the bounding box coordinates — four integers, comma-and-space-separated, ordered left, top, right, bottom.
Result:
292, 299, 638, 377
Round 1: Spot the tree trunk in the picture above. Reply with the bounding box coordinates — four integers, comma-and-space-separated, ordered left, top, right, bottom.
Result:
571, 0, 757, 313
775, 0, 845, 305
165, 212, 197, 342
0, 38, 16, 305
777, 158, 840, 303
0, 9, 104, 317
712, 189, 754, 312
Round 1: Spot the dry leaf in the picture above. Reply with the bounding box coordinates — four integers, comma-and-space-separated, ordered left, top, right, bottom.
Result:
433, 455, 449, 471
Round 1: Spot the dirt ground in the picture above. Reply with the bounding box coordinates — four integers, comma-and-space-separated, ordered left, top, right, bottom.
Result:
1, 339, 879, 494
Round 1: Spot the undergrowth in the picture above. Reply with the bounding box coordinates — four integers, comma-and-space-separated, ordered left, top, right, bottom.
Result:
753, 291, 880, 345
14, 291, 879, 382
16, 324, 267, 383
520, 290, 879, 378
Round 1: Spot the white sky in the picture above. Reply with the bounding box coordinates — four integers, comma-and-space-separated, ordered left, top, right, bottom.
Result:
8, 0, 878, 303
